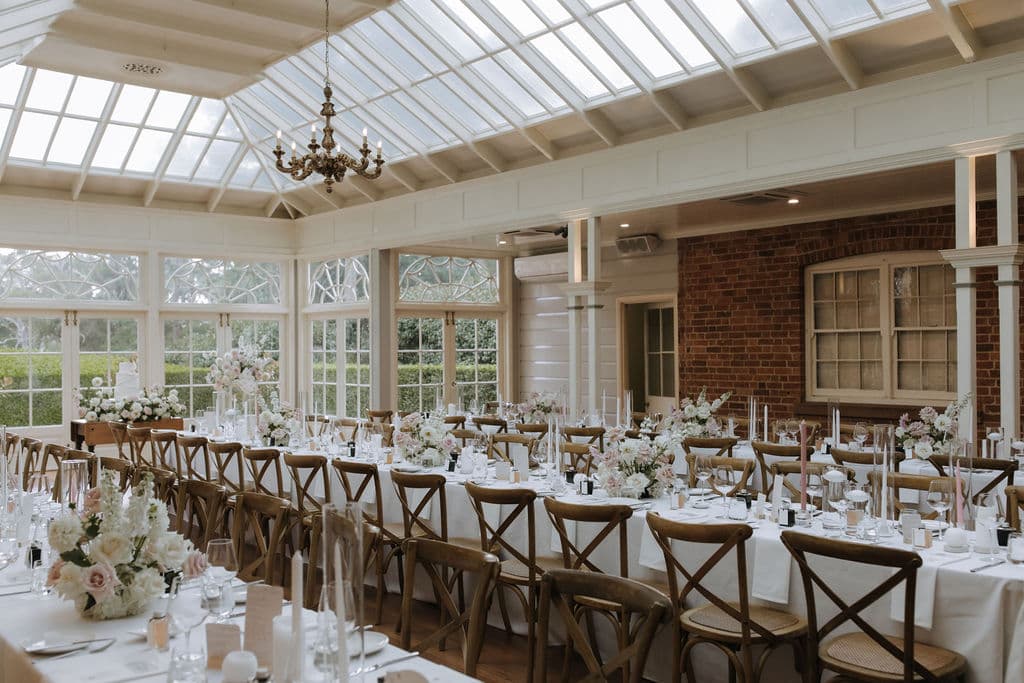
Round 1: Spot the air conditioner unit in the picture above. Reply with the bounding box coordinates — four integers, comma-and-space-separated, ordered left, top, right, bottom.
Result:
615, 233, 661, 256
514, 251, 568, 283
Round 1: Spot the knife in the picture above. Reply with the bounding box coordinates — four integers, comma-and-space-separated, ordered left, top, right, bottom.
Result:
361, 651, 420, 673
970, 559, 1005, 573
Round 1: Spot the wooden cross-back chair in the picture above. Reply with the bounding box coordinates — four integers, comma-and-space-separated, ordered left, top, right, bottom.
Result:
135, 465, 178, 517
685, 454, 755, 496
98, 456, 133, 491
336, 417, 360, 442
781, 531, 967, 683
365, 409, 393, 424
560, 442, 593, 475
41, 444, 66, 501
533, 569, 671, 683
107, 422, 129, 459
149, 429, 179, 474
231, 491, 290, 584
304, 509, 379, 610
176, 435, 212, 481
770, 462, 855, 499
3, 430, 19, 463
488, 433, 536, 467
125, 426, 155, 468
471, 416, 507, 434
285, 454, 330, 520
52, 448, 96, 499
648, 514, 807, 683
516, 422, 549, 438
243, 447, 287, 498
19, 438, 43, 489
449, 428, 484, 448
391, 470, 451, 542
332, 459, 403, 623
562, 426, 605, 451
177, 479, 227, 548
305, 414, 329, 438
483, 401, 500, 414
866, 471, 964, 521
208, 441, 247, 494
1007, 485, 1024, 530
831, 447, 907, 483
399, 538, 499, 678
927, 455, 1017, 506
752, 441, 803, 493
683, 436, 739, 459
443, 415, 466, 430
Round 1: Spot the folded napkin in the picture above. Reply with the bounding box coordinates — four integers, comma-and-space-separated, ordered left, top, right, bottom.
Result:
36, 649, 167, 683
751, 529, 793, 605
889, 561, 937, 629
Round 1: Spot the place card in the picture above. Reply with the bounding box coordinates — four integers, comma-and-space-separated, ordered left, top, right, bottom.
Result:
206, 623, 242, 669
383, 671, 429, 683
243, 584, 284, 667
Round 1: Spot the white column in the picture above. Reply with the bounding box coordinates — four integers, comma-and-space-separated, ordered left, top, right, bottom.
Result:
566, 220, 583, 414
954, 156, 977, 442
996, 150, 1021, 437
368, 248, 393, 411
586, 217, 601, 415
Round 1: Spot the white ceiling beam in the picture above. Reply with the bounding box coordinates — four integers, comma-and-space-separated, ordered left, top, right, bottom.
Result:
346, 174, 381, 202
581, 109, 619, 147
787, 0, 863, 89
665, 0, 769, 111
387, 163, 420, 192
0, 66, 34, 185
308, 182, 346, 210
424, 153, 459, 184
926, 0, 981, 63
71, 81, 122, 200
188, 0, 352, 32
264, 195, 279, 218
350, 0, 393, 9
650, 91, 687, 131
521, 127, 556, 161
469, 140, 506, 173
142, 96, 202, 206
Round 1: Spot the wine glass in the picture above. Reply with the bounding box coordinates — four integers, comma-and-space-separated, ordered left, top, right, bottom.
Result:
975, 493, 1001, 561
827, 479, 851, 537
693, 455, 712, 509
986, 426, 1004, 458
786, 419, 801, 445
805, 473, 823, 508
714, 466, 733, 517
169, 580, 208, 651
206, 539, 238, 583
0, 537, 17, 573
926, 480, 953, 541
852, 423, 869, 450
774, 420, 787, 444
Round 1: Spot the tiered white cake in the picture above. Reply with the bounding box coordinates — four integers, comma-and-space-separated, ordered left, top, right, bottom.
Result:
114, 361, 140, 400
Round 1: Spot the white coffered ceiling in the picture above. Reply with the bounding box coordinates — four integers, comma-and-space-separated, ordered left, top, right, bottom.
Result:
0, 0, 1021, 219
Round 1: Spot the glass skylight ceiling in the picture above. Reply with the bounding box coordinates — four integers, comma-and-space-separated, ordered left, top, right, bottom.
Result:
0, 0, 934, 199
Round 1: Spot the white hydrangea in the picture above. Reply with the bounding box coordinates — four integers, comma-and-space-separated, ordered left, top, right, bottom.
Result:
48, 515, 84, 554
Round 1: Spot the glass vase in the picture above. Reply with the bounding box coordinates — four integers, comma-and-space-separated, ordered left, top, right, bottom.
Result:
322, 502, 365, 678
871, 424, 895, 538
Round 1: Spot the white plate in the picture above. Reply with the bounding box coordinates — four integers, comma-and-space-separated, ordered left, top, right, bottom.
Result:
349, 631, 388, 657
23, 639, 91, 656
391, 464, 422, 473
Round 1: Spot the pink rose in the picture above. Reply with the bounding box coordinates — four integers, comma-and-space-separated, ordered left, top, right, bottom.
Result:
46, 560, 64, 587
182, 551, 208, 580
83, 563, 121, 603
83, 487, 102, 515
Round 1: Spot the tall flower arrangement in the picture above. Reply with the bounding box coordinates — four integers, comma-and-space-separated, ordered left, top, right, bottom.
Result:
47, 472, 194, 620
207, 339, 277, 397
75, 378, 186, 423
592, 431, 674, 498
517, 391, 561, 424
257, 391, 296, 447
662, 388, 732, 438
394, 412, 458, 467
896, 394, 971, 459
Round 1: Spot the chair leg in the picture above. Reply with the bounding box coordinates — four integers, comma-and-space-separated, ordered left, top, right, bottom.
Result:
495, 585, 513, 636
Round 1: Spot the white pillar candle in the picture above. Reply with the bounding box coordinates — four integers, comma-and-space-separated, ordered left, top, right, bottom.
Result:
335, 545, 349, 683
982, 439, 988, 459
291, 552, 304, 682
272, 614, 292, 683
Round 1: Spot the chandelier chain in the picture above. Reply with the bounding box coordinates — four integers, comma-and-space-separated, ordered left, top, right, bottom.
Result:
324, 0, 330, 88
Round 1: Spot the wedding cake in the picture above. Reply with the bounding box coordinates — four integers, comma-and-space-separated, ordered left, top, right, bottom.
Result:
114, 361, 140, 400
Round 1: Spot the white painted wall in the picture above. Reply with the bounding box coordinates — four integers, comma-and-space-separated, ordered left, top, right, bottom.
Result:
518, 241, 678, 411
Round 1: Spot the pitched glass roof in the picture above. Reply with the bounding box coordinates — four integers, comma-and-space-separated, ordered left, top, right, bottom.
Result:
0, 0, 936, 201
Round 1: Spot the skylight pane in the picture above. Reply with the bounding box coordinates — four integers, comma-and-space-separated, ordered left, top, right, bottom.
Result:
560, 23, 633, 90
374, 13, 445, 73
582, 0, 616, 9
0, 109, 11, 144
470, 57, 545, 118
166, 134, 207, 177
690, 0, 770, 54
326, 42, 384, 97
0, 64, 26, 106
374, 96, 445, 148
439, 73, 508, 128
404, 0, 483, 60
746, 0, 811, 43
146, 91, 191, 128
338, 110, 405, 157
65, 77, 112, 117
25, 70, 72, 111
331, 40, 396, 93
91, 124, 136, 169
273, 61, 330, 106
187, 98, 225, 134
530, 33, 607, 99
9, 112, 57, 160
111, 85, 156, 124
438, 0, 503, 50
124, 129, 171, 173
529, 0, 571, 24
395, 91, 459, 143
418, 80, 490, 133
811, 0, 875, 28
356, 19, 430, 82
252, 171, 274, 190
497, 51, 567, 111
486, 0, 545, 36
633, 0, 714, 70
217, 115, 242, 140
248, 83, 307, 128
230, 151, 261, 188
234, 106, 274, 142
46, 117, 96, 165
194, 139, 239, 181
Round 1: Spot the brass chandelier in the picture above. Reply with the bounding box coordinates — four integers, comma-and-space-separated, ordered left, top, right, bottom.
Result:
273, 0, 384, 193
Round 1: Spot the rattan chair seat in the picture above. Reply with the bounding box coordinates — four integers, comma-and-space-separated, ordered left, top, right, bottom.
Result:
499, 555, 564, 583
682, 602, 806, 643
821, 633, 966, 681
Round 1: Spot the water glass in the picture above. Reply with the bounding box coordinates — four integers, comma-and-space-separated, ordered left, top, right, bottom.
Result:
30, 560, 49, 596
926, 480, 953, 540
975, 493, 1000, 561
1008, 533, 1024, 565
206, 538, 238, 581
167, 648, 206, 683
201, 579, 234, 623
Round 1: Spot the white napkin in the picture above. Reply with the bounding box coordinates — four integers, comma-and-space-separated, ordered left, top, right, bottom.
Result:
889, 562, 937, 629
751, 530, 792, 604
36, 650, 167, 682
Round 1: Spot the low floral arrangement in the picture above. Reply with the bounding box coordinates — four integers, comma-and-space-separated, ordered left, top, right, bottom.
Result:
75, 379, 186, 423
896, 393, 971, 459
258, 391, 297, 447
592, 431, 674, 499
662, 387, 732, 438
47, 472, 202, 620
395, 412, 458, 467
207, 339, 277, 397
517, 391, 562, 424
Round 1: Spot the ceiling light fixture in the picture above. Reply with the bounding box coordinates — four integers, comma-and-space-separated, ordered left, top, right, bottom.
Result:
619, 223, 630, 228
787, 198, 800, 205
273, 0, 384, 193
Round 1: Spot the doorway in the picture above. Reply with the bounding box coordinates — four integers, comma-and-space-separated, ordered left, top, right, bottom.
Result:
620, 299, 677, 416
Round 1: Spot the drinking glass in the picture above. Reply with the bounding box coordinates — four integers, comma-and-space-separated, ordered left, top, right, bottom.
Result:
986, 426, 1004, 458
975, 493, 1000, 561
852, 423, 869, 450
1011, 432, 1024, 469
845, 485, 871, 537
714, 466, 732, 516
827, 480, 851, 537
786, 419, 801, 444
0, 537, 16, 573
774, 420, 787, 444
169, 580, 208, 652
25, 473, 50, 498
167, 646, 206, 683
206, 539, 238, 582
693, 455, 712, 509
926, 480, 953, 540
200, 578, 234, 623
805, 473, 823, 507
30, 560, 48, 596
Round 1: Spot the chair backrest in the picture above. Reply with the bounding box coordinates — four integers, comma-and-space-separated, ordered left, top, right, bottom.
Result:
488, 433, 536, 467
99, 456, 134, 491
781, 531, 935, 683
685, 454, 754, 495
1007, 485, 1024, 530
305, 414, 329, 438
559, 442, 593, 475
543, 497, 633, 577
534, 568, 671, 683
449, 428, 484, 447
771, 462, 855, 498
832, 447, 906, 470
336, 417, 360, 442
443, 415, 466, 429
176, 434, 213, 481
40, 443, 66, 474
125, 426, 154, 467
683, 436, 739, 459
52, 448, 95, 497
284, 454, 330, 517
242, 447, 287, 498
209, 441, 246, 493
399, 538, 499, 677
20, 438, 43, 488
177, 479, 227, 548
107, 422, 129, 459
149, 429, 180, 474
562, 426, 605, 451
472, 416, 507, 434
866, 470, 961, 521
3, 430, 20, 460
483, 401, 500, 414
751, 440, 802, 493
465, 482, 536, 577
515, 422, 549, 437
136, 465, 177, 509
391, 470, 449, 541
366, 409, 393, 423
231, 491, 290, 583
332, 459, 385, 528
927, 455, 1017, 504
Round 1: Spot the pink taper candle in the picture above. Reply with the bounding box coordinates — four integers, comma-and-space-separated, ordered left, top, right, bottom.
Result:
799, 419, 808, 512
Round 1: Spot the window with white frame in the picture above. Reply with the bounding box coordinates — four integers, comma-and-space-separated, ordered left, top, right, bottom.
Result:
164, 257, 281, 304
398, 253, 499, 304
806, 253, 956, 403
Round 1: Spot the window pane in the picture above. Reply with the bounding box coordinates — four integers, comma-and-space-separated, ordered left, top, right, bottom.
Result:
78, 318, 140, 389
112, 85, 156, 124
229, 151, 262, 188
560, 23, 633, 91
163, 319, 216, 416
65, 76, 113, 117
398, 254, 499, 303
166, 134, 207, 177
496, 50, 566, 111
25, 69, 73, 111
599, 4, 683, 78
811, 0, 875, 28
470, 57, 545, 118
124, 129, 172, 172
531, 33, 608, 99
0, 316, 63, 427
746, 0, 810, 43
397, 316, 445, 414
0, 63, 26, 106
690, 0, 770, 54
438, 0, 503, 50
164, 257, 282, 304
9, 112, 57, 160
0, 249, 139, 301
487, 0, 544, 36
145, 91, 192, 128
91, 123, 137, 169
194, 139, 240, 181
308, 256, 370, 304
186, 98, 225, 134
46, 117, 96, 165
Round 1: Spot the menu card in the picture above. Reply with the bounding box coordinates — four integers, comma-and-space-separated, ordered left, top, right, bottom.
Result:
206, 623, 242, 669
243, 584, 284, 667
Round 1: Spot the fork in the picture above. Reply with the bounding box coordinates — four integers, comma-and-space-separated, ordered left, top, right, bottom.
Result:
47, 638, 116, 660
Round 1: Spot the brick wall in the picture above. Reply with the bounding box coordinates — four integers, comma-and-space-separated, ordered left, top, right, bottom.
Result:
677, 199, 1024, 429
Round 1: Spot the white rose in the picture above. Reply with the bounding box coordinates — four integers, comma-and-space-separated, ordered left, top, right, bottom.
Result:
682, 404, 697, 419
697, 404, 712, 419
92, 533, 134, 566
84, 411, 98, 422
915, 442, 934, 459
89, 397, 100, 407
146, 533, 189, 569
48, 516, 84, 554
623, 472, 649, 497
131, 568, 168, 601
55, 563, 87, 599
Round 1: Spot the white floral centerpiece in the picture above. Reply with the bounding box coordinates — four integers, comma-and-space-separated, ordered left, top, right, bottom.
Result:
592, 431, 674, 499
896, 394, 971, 459
517, 391, 561, 424
662, 387, 732, 438
47, 471, 195, 620
394, 412, 458, 467
75, 379, 186, 423
206, 339, 277, 397
258, 391, 296, 447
